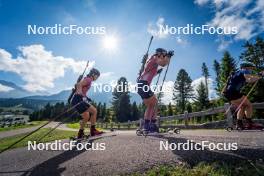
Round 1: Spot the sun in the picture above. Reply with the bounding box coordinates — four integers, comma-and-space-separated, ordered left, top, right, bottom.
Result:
103, 35, 118, 51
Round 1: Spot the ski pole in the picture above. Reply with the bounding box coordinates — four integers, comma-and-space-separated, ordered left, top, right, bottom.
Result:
152, 57, 172, 119
224, 80, 259, 118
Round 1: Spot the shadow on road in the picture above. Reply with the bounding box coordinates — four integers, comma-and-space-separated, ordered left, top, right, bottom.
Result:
155, 135, 264, 167
16, 135, 116, 176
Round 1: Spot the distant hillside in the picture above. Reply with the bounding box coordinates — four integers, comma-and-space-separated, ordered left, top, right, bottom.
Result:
24, 89, 142, 105
0, 80, 142, 110
0, 98, 60, 111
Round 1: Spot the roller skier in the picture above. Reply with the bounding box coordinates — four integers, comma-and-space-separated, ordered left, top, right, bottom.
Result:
70, 68, 104, 138
223, 63, 264, 130
137, 48, 173, 133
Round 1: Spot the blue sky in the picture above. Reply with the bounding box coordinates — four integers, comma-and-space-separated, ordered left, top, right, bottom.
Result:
0, 0, 264, 100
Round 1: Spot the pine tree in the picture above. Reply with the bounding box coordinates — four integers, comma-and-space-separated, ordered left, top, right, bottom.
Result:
213, 60, 221, 95
173, 69, 194, 113
202, 62, 210, 98
195, 81, 209, 111
167, 103, 173, 116
219, 51, 237, 95
101, 103, 107, 120
131, 102, 140, 121
112, 77, 131, 122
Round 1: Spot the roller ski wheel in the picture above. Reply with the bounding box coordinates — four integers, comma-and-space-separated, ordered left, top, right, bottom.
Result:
174, 128, 181, 134
69, 135, 89, 141
166, 128, 172, 133
136, 129, 143, 136
226, 127, 233, 132
142, 129, 149, 136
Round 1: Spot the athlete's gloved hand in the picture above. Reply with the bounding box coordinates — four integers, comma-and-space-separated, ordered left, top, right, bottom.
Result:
82, 97, 88, 103
86, 97, 92, 102
167, 50, 174, 57
157, 68, 163, 74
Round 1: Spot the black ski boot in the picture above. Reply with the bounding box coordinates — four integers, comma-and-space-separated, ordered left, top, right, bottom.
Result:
149, 119, 159, 133
77, 129, 84, 139
236, 119, 244, 130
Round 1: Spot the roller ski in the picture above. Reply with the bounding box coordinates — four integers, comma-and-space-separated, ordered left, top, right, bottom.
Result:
136, 120, 180, 136
69, 129, 89, 142
226, 118, 264, 132
70, 127, 106, 142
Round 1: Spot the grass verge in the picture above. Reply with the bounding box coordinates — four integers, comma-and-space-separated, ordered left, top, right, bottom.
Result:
0, 128, 76, 151
0, 121, 47, 132
132, 161, 264, 176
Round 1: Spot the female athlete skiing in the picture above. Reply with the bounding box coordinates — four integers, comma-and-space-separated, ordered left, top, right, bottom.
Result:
223, 63, 264, 129
71, 68, 104, 138
137, 48, 173, 133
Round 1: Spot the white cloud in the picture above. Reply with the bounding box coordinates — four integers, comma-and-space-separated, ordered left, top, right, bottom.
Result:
147, 17, 169, 39
157, 77, 218, 105
0, 45, 95, 92
194, 0, 264, 50
191, 77, 217, 100
194, 0, 210, 6
176, 36, 188, 46
0, 84, 14, 92
160, 81, 174, 105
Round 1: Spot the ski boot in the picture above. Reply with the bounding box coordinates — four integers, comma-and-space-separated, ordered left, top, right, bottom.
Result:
236, 119, 244, 130
142, 120, 159, 136
90, 126, 104, 136
244, 118, 264, 130
70, 129, 86, 141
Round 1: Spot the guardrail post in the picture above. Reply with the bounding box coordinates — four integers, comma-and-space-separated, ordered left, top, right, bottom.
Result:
157, 117, 161, 129
118, 122, 120, 129
224, 103, 233, 128
184, 111, 189, 127
139, 118, 143, 129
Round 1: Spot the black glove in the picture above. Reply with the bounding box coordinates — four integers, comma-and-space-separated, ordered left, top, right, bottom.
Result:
86, 97, 92, 102
167, 50, 174, 57
157, 68, 163, 74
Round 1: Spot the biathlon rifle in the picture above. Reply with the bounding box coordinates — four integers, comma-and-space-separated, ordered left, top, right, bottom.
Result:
67, 61, 89, 104
137, 36, 154, 80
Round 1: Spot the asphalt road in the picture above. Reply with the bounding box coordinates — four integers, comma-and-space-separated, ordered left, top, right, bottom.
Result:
0, 130, 264, 176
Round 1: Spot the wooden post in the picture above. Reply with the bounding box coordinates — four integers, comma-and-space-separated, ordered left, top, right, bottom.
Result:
224, 103, 233, 128
157, 117, 161, 129
184, 111, 189, 127
139, 118, 143, 129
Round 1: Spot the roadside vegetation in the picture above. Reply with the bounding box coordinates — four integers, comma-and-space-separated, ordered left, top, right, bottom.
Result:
0, 128, 76, 151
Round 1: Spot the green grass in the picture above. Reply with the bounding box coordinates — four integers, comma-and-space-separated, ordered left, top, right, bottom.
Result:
0, 121, 46, 132
131, 162, 264, 176
0, 128, 76, 151
66, 122, 80, 129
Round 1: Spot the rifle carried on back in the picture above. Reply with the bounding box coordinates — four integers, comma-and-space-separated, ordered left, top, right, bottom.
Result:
68, 61, 90, 104
137, 36, 154, 81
